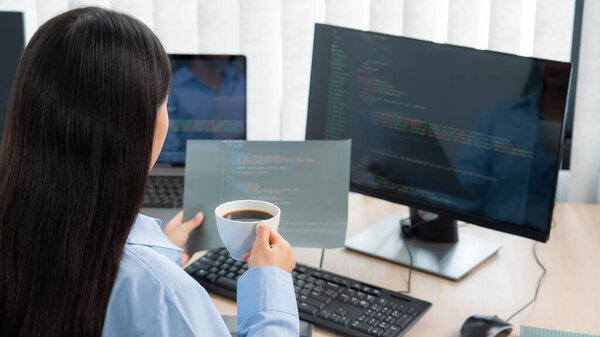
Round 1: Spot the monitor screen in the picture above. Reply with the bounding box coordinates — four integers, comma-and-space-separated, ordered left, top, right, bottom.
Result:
158, 54, 247, 164
0, 12, 24, 145
306, 24, 571, 242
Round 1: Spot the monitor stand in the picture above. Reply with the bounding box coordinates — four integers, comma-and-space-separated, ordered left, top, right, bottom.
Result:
345, 208, 502, 281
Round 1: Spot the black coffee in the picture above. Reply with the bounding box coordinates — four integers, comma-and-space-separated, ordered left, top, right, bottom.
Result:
223, 209, 273, 222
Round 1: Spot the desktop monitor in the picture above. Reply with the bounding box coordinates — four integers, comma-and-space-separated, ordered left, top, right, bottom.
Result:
0, 12, 24, 145
306, 24, 571, 280
158, 54, 247, 164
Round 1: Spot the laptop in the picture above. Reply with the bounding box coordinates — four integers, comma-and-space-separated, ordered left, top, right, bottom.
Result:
142, 54, 247, 223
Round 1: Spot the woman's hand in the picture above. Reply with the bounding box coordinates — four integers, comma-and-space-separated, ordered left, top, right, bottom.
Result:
241, 222, 296, 273
164, 211, 204, 266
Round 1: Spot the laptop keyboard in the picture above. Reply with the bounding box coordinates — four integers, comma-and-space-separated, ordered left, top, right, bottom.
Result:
143, 176, 184, 208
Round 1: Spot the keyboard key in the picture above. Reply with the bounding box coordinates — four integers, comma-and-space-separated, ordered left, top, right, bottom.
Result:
298, 302, 318, 315
339, 316, 352, 327
371, 304, 382, 312
317, 310, 330, 319
350, 321, 373, 334
383, 325, 401, 337
334, 307, 348, 316
186, 261, 210, 274
395, 314, 413, 328
205, 273, 218, 283
407, 307, 418, 316
324, 289, 337, 298
327, 312, 343, 324
377, 321, 391, 330
367, 318, 378, 326
194, 269, 209, 279
215, 277, 237, 292
298, 295, 325, 309
370, 327, 384, 336
325, 282, 341, 291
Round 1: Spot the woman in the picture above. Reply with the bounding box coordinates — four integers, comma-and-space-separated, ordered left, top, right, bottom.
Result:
0, 7, 298, 337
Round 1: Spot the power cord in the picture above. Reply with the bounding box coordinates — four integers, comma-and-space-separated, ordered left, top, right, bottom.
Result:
505, 218, 557, 322
399, 243, 413, 294
399, 218, 558, 298
505, 241, 546, 322
398, 218, 421, 294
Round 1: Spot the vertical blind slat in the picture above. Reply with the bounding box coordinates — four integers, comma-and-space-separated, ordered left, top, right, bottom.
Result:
369, 0, 404, 36
197, 0, 240, 54
403, 0, 437, 41
488, 0, 523, 54
111, 0, 154, 29
153, 0, 199, 54
532, 0, 574, 62
240, 0, 282, 140
69, 0, 111, 9
36, 0, 68, 27
281, 0, 325, 140
325, 0, 368, 30
447, 0, 480, 48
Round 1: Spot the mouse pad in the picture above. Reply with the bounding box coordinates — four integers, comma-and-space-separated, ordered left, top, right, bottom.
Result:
521, 326, 599, 337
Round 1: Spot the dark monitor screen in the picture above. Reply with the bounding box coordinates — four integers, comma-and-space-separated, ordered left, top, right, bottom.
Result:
306, 24, 571, 242
0, 12, 24, 145
159, 54, 247, 164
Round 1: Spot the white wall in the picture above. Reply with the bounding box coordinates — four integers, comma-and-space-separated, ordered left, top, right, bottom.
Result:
1, 0, 598, 202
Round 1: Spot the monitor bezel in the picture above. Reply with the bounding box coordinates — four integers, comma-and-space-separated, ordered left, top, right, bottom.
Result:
306, 23, 572, 243
159, 54, 248, 165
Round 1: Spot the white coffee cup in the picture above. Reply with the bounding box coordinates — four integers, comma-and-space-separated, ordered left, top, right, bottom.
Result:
215, 200, 281, 261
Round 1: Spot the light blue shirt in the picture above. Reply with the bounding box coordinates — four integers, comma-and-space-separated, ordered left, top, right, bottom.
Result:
102, 214, 299, 336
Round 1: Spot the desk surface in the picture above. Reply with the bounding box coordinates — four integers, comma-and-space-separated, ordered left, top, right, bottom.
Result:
192, 193, 600, 336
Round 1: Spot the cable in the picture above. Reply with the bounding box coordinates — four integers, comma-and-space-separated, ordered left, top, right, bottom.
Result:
399, 243, 413, 294
319, 248, 325, 269
505, 216, 557, 322
505, 241, 547, 322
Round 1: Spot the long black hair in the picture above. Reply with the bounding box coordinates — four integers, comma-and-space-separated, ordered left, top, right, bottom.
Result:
0, 7, 170, 336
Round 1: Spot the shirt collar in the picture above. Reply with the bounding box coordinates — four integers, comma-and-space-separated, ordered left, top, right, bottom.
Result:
127, 214, 183, 252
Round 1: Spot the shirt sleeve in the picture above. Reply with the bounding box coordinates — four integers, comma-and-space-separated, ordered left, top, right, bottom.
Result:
143, 284, 231, 337
236, 266, 300, 337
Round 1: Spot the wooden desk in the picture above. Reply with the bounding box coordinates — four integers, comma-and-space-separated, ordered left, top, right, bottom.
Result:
193, 193, 600, 336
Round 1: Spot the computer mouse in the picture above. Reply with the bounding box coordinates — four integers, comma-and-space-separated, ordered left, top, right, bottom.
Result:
460, 315, 513, 337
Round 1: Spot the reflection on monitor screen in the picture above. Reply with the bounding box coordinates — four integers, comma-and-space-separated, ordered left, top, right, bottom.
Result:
159, 55, 247, 163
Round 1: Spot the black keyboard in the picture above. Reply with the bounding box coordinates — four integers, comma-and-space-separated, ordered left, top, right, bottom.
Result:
185, 247, 432, 337
143, 176, 184, 208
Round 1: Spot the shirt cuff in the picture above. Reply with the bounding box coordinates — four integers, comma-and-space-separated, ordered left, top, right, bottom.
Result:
237, 266, 298, 320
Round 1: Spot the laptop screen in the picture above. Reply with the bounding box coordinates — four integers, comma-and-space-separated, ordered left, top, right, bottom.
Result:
158, 54, 247, 164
